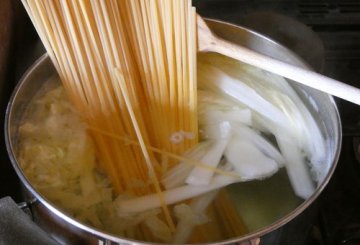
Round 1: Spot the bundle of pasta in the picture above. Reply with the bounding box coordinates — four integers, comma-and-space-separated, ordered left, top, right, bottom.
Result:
21, 0, 248, 243
21, 0, 197, 192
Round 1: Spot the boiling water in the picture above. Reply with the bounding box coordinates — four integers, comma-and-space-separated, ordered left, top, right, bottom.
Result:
227, 169, 302, 232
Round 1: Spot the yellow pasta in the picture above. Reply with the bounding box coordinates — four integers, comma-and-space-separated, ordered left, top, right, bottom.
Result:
21, 0, 248, 242
22, 0, 197, 231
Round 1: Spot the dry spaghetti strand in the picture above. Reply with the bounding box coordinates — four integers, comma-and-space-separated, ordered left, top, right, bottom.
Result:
21, 0, 197, 233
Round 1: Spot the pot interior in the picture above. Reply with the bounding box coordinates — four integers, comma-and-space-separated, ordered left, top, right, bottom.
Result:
5, 19, 342, 244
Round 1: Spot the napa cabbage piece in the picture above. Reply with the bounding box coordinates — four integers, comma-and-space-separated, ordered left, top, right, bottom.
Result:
173, 192, 216, 244
197, 53, 327, 198
224, 137, 279, 180
186, 121, 231, 186
201, 53, 327, 181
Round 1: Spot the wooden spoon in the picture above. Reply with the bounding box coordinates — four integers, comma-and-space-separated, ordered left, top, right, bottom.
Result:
197, 15, 360, 105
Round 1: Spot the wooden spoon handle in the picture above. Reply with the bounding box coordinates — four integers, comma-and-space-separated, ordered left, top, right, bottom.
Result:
211, 37, 360, 105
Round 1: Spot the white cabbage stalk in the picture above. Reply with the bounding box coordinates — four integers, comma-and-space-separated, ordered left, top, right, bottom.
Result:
231, 124, 285, 166
198, 55, 326, 198
224, 137, 279, 180
173, 191, 218, 243
198, 63, 290, 130
267, 91, 326, 183
202, 107, 252, 126
202, 54, 327, 182
186, 121, 231, 186
144, 215, 173, 243
276, 135, 315, 199
116, 175, 239, 214
162, 141, 212, 189
198, 90, 240, 108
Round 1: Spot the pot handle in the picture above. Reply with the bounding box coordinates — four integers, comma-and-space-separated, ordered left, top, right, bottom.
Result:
0, 196, 60, 245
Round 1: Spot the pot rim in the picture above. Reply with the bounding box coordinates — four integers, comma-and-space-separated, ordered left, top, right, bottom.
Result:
4, 18, 342, 245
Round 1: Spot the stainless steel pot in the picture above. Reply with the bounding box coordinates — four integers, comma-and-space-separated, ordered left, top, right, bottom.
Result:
4, 19, 342, 245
